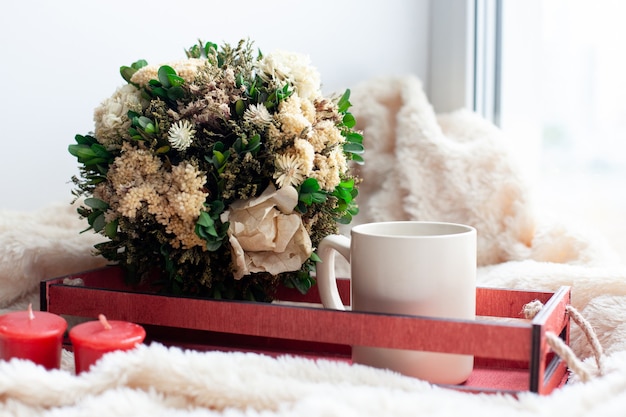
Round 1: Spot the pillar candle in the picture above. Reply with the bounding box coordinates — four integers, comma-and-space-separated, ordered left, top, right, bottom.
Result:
69, 314, 146, 374
0, 304, 67, 370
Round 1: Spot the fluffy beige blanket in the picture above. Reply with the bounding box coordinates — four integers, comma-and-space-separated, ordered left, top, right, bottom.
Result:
2, 76, 626, 416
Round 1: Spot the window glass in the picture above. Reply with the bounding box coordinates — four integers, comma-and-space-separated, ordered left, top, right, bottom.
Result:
501, 0, 626, 263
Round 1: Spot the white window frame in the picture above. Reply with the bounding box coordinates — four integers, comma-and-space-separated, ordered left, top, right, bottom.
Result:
428, 0, 502, 125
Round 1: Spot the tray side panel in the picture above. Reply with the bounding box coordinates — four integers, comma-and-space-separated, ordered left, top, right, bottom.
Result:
47, 285, 533, 360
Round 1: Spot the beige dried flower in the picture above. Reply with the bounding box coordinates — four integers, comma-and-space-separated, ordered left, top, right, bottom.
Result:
276, 95, 312, 138
293, 138, 315, 175
130, 58, 207, 86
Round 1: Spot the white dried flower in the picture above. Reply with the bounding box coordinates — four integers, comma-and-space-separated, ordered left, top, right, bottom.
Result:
243, 103, 273, 127
274, 153, 306, 188
94, 84, 145, 149
257, 50, 322, 100
167, 120, 196, 151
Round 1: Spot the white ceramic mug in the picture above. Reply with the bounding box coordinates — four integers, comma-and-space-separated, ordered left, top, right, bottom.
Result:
316, 221, 476, 384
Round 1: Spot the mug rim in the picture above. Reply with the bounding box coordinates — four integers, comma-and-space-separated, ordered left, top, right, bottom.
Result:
350, 221, 476, 238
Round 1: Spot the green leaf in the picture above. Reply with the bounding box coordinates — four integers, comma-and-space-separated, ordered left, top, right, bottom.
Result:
91, 143, 111, 158
144, 123, 156, 134
235, 99, 246, 117
205, 241, 223, 251
336, 213, 353, 225
196, 211, 213, 227
350, 154, 365, 165
92, 213, 106, 232
137, 117, 150, 128
151, 86, 167, 97
339, 178, 355, 189
74, 134, 93, 145
120, 66, 137, 84
235, 73, 244, 88
300, 194, 313, 205
311, 192, 327, 204
158, 65, 177, 88
167, 86, 185, 101
131, 59, 148, 70
209, 199, 225, 214
204, 42, 218, 56
72, 146, 97, 160
234, 135, 261, 155
187, 44, 201, 58
344, 131, 363, 144
342, 113, 356, 129
213, 151, 226, 165
337, 89, 352, 113
68, 144, 86, 158
287, 272, 315, 295
81, 157, 107, 166
248, 135, 261, 152
167, 73, 185, 87
300, 177, 320, 193
104, 219, 118, 239
335, 187, 352, 204
84, 197, 108, 210
343, 142, 365, 154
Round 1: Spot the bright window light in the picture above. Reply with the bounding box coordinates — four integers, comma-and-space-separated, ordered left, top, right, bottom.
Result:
500, 0, 626, 263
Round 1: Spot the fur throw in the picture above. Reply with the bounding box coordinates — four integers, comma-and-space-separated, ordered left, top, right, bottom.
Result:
0, 201, 107, 313
348, 75, 618, 267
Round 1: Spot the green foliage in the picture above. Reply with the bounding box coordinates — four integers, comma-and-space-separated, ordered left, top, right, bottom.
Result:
337, 89, 365, 164
264, 84, 293, 111
233, 134, 261, 156
195, 201, 229, 251
296, 178, 327, 212
206, 141, 231, 174
120, 59, 148, 84
185, 40, 219, 63
78, 197, 117, 238
143, 65, 187, 105
127, 110, 160, 141
282, 269, 316, 294
332, 179, 359, 224
68, 134, 114, 186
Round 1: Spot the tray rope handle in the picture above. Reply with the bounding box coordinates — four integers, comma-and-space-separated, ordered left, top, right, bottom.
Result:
522, 300, 604, 383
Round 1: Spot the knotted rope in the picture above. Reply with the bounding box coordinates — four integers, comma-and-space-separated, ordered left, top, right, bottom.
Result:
522, 301, 604, 383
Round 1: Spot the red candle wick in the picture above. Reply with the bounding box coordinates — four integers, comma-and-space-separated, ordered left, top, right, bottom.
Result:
98, 314, 113, 330
27, 303, 35, 321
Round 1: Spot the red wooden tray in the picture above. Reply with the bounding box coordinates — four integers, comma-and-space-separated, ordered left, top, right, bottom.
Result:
40, 266, 571, 395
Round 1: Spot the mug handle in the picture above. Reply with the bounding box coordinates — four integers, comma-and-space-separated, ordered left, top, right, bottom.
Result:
315, 234, 351, 310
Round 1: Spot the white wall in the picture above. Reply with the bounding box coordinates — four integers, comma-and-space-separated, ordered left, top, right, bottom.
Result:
0, 0, 431, 210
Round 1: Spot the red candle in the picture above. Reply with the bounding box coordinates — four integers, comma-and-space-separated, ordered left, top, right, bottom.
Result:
69, 314, 145, 374
0, 304, 67, 370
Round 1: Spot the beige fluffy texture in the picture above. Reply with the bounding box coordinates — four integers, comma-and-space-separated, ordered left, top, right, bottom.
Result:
348, 75, 619, 267
0, 201, 108, 313
2, 75, 626, 415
